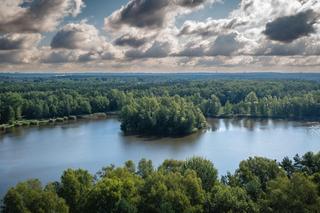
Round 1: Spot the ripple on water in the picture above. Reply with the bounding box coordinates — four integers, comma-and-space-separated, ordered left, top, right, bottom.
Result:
306, 123, 320, 136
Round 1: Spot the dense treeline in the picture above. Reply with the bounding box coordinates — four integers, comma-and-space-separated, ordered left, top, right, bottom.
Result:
120, 96, 206, 135
2, 151, 320, 213
0, 89, 129, 124
1, 76, 320, 127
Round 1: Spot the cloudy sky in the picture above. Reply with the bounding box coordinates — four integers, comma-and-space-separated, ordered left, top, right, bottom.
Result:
0, 0, 320, 72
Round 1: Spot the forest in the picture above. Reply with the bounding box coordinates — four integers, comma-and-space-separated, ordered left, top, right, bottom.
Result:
2, 151, 320, 213
120, 96, 206, 135
1, 74, 320, 135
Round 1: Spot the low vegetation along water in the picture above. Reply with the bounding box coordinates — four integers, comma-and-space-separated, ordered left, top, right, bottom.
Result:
1, 117, 320, 198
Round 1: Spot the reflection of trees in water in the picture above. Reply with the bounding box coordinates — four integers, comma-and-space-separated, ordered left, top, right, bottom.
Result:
269, 119, 292, 130
3, 127, 26, 139
207, 118, 262, 131
207, 119, 220, 131
242, 118, 256, 131
306, 123, 320, 136
259, 119, 269, 128
224, 119, 231, 130
230, 118, 242, 129
119, 130, 204, 150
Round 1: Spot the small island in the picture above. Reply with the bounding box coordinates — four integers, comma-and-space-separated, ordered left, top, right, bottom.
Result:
120, 96, 206, 136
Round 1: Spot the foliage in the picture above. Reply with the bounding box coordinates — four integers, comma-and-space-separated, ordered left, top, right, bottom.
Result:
2, 179, 68, 213
3, 152, 320, 213
209, 183, 257, 213
120, 96, 206, 135
58, 169, 94, 212
1, 76, 320, 127
263, 173, 320, 212
182, 157, 218, 191
228, 157, 286, 200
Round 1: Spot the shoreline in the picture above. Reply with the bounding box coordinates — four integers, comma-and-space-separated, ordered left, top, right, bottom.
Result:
1, 112, 319, 136
0, 113, 112, 135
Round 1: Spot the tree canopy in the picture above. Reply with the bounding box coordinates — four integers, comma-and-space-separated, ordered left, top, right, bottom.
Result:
3, 152, 320, 213
1, 76, 320, 126
120, 96, 206, 136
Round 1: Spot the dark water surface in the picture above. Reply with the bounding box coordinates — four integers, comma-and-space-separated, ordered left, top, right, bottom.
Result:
1, 118, 320, 197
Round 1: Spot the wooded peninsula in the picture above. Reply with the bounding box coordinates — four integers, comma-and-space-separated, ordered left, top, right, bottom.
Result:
1, 73, 320, 135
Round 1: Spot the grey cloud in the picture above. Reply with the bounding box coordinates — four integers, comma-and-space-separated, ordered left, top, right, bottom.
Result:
114, 34, 148, 47
207, 33, 241, 56
177, 0, 207, 7
78, 51, 114, 62
105, 0, 212, 30
179, 23, 214, 37
107, 0, 170, 29
243, 1, 254, 11
51, 30, 80, 49
0, 37, 23, 50
101, 52, 115, 60
42, 49, 80, 63
126, 41, 171, 58
43, 49, 114, 64
0, 33, 41, 50
264, 10, 317, 43
78, 52, 101, 62
0, 49, 39, 64
0, 51, 23, 64
176, 42, 206, 57
51, 22, 104, 50
260, 41, 307, 56
0, 51, 22, 64
177, 46, 205, 57
0, 0, 84, 33
178, 19, 236, 37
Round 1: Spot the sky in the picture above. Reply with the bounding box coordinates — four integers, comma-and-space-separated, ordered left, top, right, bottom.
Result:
0, 0, 320, 72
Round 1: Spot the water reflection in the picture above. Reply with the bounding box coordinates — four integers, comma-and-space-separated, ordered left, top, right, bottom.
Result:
205, 118, 320, 132
207, 118, 269, 132
0, 118, 320, 199
119, 130, 204, 149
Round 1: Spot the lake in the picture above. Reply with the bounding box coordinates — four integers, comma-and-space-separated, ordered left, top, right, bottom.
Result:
1, 118, 320, 198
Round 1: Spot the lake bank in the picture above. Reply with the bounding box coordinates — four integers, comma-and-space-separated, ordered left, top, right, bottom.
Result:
0, 113, 111, 134
2, 111, 319, 136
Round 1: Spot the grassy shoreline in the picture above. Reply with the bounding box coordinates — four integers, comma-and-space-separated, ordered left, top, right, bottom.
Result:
0, 113, 108, 134
1, 112, 319, 135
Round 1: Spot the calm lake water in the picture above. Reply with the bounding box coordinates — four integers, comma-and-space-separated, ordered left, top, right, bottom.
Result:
1, 118, 320, 198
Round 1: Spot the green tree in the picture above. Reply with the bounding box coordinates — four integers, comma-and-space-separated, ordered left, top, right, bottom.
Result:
158, 159, 184, 174
201, 95, 221, 116
138, 159, 154, 178
139, 170, 205, 213
293, 152, 320, 175
182, 157, 218, 191
263, 173, 320, 213
120, 96, 206, 136
231, 157, 286, 200
280, 156, 295, 177
2, 179, 68, 213
209, 183, 257, 213
84, 178, 122, 212
223, 101, 233, 116
245, 91, 259, 116
125, 160, 136, 174
84, 168, 142, 213
59, 169, 94, 212
90, 95, 110, 113
208, 95, 221, 116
